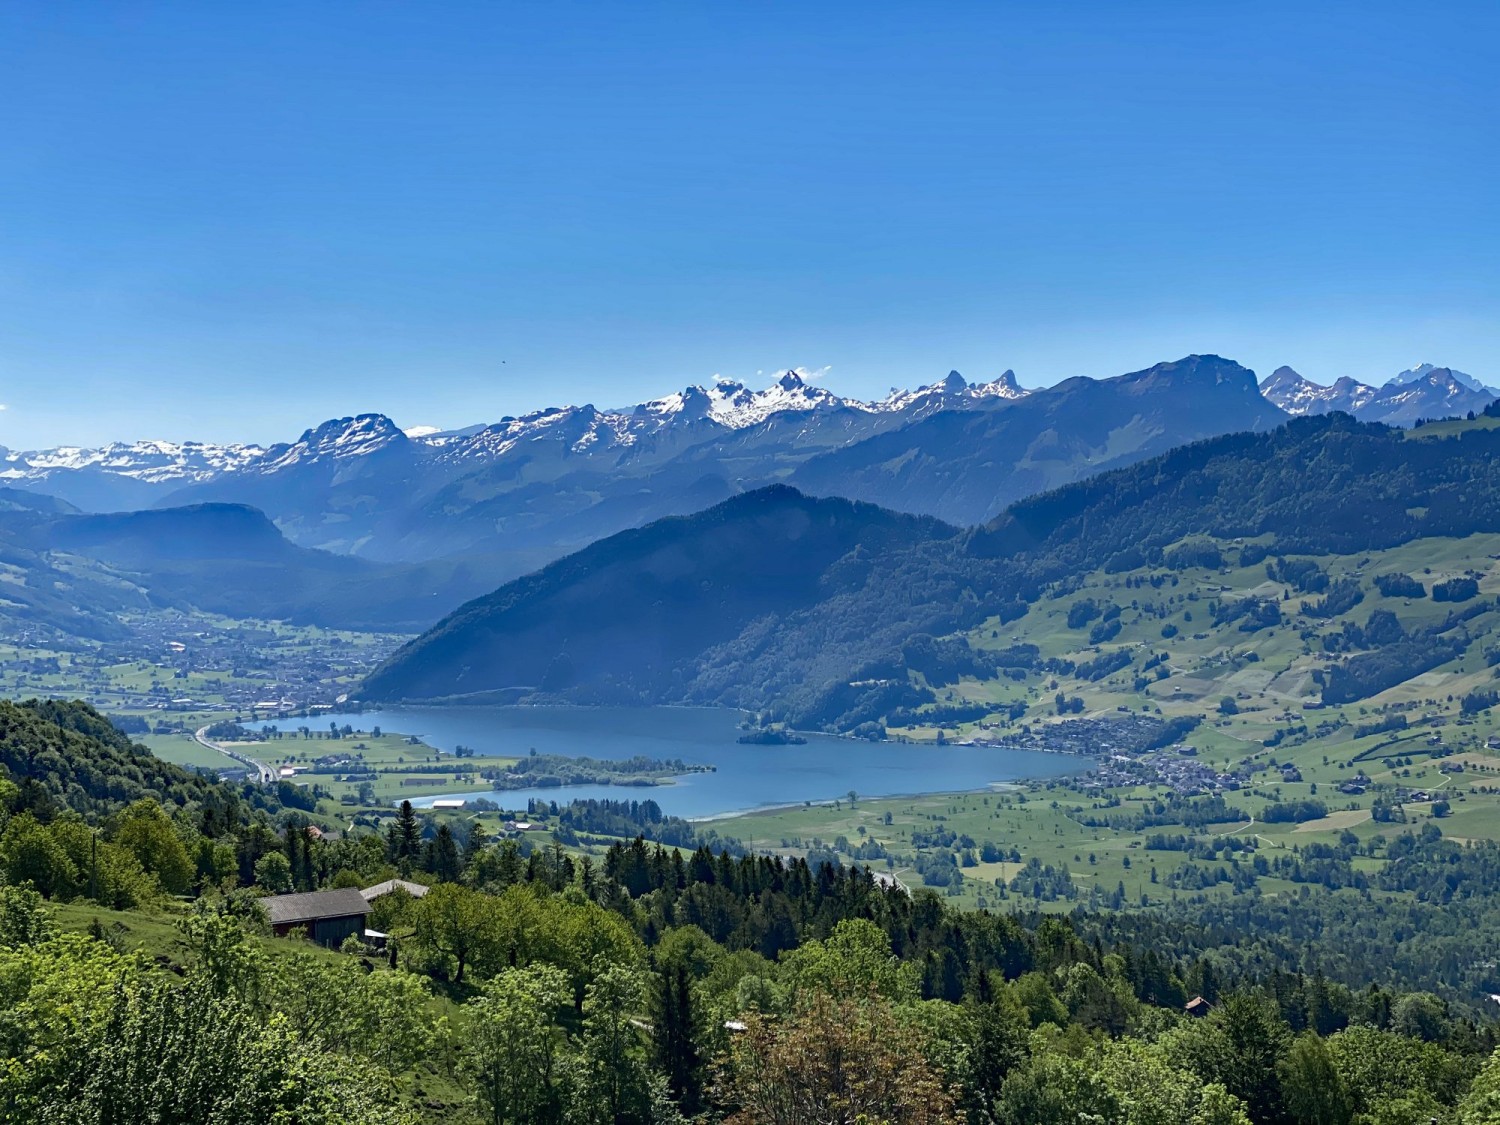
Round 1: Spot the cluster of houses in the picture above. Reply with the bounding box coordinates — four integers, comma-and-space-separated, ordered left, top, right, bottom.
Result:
1086, 749, 1246, 796
974, 714, 1178, 758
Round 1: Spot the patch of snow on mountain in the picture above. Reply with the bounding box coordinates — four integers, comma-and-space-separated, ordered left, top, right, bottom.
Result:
875, 370, 1028, 414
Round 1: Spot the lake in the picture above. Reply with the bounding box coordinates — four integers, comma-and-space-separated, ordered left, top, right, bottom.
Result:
271, 706, 1079, 819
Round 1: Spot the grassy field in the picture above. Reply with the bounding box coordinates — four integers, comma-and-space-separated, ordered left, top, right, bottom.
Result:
706, 735, 1478, 912
136, 732, 240, 771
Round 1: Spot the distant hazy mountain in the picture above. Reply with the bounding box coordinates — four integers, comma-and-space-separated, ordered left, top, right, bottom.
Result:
0, 486, 80, 515
1357, 368, 1496, 427
0, 502, 493, 638
1260, 363, 1494, 427
0, 370, 1026, 568
0, 439, 266, 511
791, 355, 1286, 526
1389, 362, 1498, 397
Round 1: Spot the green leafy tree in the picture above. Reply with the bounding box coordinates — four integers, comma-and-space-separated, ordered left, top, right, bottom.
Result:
254, 850, 294, 894
38, 976, 414, 1124
1278, 1033, 1353, 1125
722, 994, 960, 1125
1325, 1024, 1456, 1120
463, 962, 570, 1125
0, 883, 50, 947
0, 813, 78, 899
1458, 1046, 1500, 1123
781, 917, 920, 1004
997, 1049, 1119, 1125
179, 903, 265, 1003
567, 963, 656, 1125
413, 882, 496, 984
1391, 991, 1450, 1042
115, 800, 195, 896
1098, 1038, 1253, 1125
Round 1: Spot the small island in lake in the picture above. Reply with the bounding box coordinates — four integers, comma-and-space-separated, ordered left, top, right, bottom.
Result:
484, 752, 713, 790
737, 728, 808, 745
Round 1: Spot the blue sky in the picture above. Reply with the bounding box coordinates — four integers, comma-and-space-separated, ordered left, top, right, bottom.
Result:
1, 1, 1496, 445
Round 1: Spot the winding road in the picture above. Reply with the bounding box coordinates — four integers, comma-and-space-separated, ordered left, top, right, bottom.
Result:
194, 725, 276, 785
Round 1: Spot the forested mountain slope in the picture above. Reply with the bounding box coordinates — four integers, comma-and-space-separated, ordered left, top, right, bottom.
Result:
362, 486, 955, 702
0, 698, 235, 817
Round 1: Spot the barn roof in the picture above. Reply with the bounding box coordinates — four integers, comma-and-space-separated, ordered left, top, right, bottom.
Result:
262, 888, 370, 926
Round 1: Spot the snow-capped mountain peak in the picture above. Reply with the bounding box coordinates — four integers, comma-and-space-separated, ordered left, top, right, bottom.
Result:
1259, 365, 1497, 428
875, 369, 1028, 414
1260, 366, 1377, 417
1389, 363, 1496, 396
969, 369, 1027, 399
258, 414, 408, 470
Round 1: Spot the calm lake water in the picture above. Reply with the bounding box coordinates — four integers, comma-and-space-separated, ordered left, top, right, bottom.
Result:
271, 706, 1078, 819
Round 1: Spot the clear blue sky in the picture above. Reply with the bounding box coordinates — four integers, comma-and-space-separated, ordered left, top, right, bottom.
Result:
1, 1, 1496, 446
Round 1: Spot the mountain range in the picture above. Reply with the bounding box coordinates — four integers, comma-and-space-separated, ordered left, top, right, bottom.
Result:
0, 358, 1282, 576
0, 355, 1489, 636
1259, 363, 1495, 426
363, 405, 1500, 727
8, 361, 1484, 549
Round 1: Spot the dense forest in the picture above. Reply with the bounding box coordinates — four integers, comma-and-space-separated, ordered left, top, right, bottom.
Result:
6, 700, 1500, 1122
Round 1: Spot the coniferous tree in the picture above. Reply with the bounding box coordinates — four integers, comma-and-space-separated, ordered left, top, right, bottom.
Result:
389, 800, 421, 866
651, 962, 702, 1114
425, 825, 461, 883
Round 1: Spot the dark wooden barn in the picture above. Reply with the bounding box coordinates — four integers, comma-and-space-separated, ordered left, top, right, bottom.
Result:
262, 888, 370, 947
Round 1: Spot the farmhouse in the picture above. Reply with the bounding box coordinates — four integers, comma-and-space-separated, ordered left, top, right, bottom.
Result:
262, 888, 369, 946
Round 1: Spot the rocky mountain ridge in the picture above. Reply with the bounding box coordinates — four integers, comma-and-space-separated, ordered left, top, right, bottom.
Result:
1260, 363, 1494, 426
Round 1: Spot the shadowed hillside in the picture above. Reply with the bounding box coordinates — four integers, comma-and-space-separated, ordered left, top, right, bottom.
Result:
792, 355, 1287, 524
361, 485, 957, 702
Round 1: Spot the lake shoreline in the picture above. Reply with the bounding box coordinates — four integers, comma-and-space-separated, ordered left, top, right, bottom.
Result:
264, 704, 1083, 819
